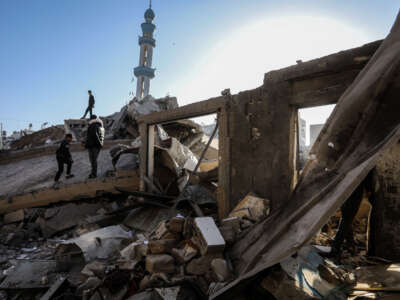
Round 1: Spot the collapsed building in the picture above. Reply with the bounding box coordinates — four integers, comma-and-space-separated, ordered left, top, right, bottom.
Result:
0, 11, 400, 300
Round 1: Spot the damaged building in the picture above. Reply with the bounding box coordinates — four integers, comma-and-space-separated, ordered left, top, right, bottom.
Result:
1, 8, 400, 300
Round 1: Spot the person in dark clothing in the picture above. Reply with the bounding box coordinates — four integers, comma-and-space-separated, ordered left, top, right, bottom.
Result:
54, 134, 75, 182
329, 169, 377, 257
84, 115, 104, 178
82, 90, 95, 119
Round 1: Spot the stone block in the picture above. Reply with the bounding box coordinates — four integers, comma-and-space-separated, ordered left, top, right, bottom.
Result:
145, 254, 175, 274
221, 216, 240, 233
211, 258, 230, 282
193, 217, 225, 256
4, 210, 24, 224
185, 253, 222, 276
219, 226, 236, 245
148, 239, 177, 254
171, 243, 198, 264
229, 193, 270, 222
167, 217, 184, 233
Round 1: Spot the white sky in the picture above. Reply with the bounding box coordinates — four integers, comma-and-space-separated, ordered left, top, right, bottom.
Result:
171, 15, 371, 139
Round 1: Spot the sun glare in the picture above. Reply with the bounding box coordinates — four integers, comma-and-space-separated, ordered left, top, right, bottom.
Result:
172, 15, 371, 124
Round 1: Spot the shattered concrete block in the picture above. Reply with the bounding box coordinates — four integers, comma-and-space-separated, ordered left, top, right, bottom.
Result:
219, 225, 236, 245
171, 243, 198, 264
148, 239, 178, 254
81, 261, 106, 278
194, 217, 225, 256
120, 242, 141, 260
153, 221, 170, 240
229, 193, 270, 222
145, 254, 175, 274
116, 259, 139, 271
77, 276, 101, 295
186, 254, 222, 276
55, 243, 85, 272
211, 258, 231, 282
167, 217, 184, 233
155, 287, 181, 300
136, 243, 149, 259
3, 209, 24, 224
221, 216, 240, 233
126, 290, 157, 300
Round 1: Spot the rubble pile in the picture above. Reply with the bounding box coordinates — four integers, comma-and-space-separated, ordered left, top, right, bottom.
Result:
9, 126, 65, 150
0, 183, 274, 299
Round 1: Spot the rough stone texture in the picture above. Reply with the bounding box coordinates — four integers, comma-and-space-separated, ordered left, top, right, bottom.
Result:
3, 209, 24, 224
228, 193, 270, 221
211, 258, 230, 282
186, 254, 222, 276
370, 141, 400, 260
167, 217, 184, 233
148, 239, 177, 254
145, 254, 175, 274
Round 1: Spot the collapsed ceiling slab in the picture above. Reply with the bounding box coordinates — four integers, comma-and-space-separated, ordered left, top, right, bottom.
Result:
212, 12, 400, 299
0, 140, 139, 213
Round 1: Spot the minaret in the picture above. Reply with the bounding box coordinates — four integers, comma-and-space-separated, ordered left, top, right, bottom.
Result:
134, 1, 156, 101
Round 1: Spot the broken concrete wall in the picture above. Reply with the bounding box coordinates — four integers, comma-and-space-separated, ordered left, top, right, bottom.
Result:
227, 85, 296, 212
212, 12, 400, 299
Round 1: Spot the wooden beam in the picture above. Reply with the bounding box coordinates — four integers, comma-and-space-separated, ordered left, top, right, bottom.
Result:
266, 40, 381, 83
136, 96, 226, 125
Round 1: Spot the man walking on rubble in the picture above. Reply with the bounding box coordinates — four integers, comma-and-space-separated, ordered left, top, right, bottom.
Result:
54, 133, 75, 183
84, 115, 104, 179
81, 90, 95, 119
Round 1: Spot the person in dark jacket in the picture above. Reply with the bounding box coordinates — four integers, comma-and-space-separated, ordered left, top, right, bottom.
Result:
54, 134, 75, 182
84, 115, 104, 178
82, 90, 95, 119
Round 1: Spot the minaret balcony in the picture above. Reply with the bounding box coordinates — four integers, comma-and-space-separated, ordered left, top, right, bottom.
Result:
139, 36, 156, 47
134, 66, 155, 78
141, 23, 156, 35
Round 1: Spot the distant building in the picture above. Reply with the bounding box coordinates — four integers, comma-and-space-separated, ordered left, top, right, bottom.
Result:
310, 124, 324, 146
299, 118, 306, 148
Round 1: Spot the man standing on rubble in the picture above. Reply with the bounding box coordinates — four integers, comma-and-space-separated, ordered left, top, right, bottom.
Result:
54, 133, 75, 183
81, 90, 95, 119
84, 115, 104, 179
328, 169, 377, 258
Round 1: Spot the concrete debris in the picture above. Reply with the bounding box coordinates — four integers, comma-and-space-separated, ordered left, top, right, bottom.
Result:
64, 225, 133, 262
3, 209, 25, 224
193, 217, 225, 256
211, 259, 231, 282
228, 192, 270, 222
146, 254, 176, 274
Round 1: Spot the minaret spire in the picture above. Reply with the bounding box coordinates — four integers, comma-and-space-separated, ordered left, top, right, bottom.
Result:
133, 3, 156, 101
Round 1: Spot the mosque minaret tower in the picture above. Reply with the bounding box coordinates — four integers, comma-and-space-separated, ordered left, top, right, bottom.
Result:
134, 1, 156, 101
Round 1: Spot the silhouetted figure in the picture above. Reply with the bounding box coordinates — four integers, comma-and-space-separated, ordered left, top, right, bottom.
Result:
82, 90, 95, 119
84, 115, 104, 178
54, 134, 74, 182
329, 169, 376, 257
